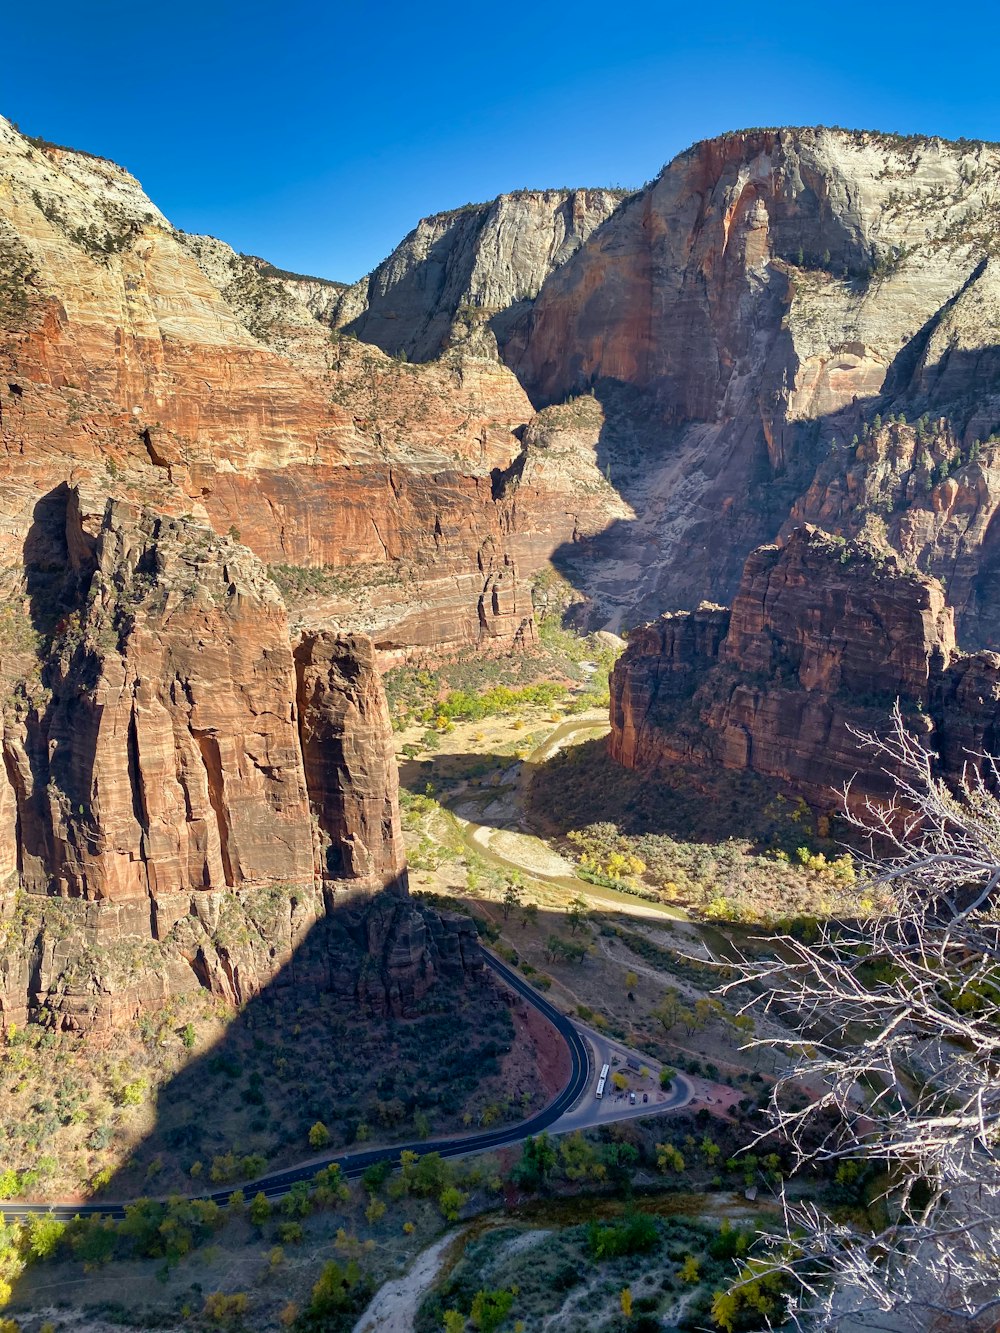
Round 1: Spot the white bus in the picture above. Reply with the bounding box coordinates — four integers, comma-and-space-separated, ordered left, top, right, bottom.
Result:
595, 1062, 610, 1099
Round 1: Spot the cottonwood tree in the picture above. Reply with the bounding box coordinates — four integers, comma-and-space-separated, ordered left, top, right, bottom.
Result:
723, 706, 1000, 1330
501, 880, 523, 920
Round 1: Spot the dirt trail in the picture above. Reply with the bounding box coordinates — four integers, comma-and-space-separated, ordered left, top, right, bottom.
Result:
352, 1230, 460, 1333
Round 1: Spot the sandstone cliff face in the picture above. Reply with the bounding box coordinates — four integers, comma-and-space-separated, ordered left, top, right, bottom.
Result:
507, 128, 1000, 642
295, 632, 405, 883
609, 525, 1000, 810
785, 415, 1000, 651
0, 115, 540, 664
333, 190, 627, 362
0, 491, 478, 1032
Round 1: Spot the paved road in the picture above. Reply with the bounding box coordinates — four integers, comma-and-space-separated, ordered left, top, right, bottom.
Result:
1, 951, 691, 1221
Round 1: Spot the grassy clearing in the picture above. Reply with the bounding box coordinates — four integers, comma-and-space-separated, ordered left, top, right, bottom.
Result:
528, 738, 874, 928
384, 622, 620, 747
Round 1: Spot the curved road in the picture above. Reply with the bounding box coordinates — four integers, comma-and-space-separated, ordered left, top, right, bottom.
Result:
2, 952, 691, 1221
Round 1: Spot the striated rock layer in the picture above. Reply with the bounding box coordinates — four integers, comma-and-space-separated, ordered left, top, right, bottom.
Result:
0, 492, 482, 1032
332, 189, 628, 362
0, 114, 541, 666
610, 525, 1000, 810
505, 128, 1000, 644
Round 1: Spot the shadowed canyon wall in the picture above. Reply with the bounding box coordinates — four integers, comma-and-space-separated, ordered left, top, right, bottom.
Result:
0, 490, 478, 1033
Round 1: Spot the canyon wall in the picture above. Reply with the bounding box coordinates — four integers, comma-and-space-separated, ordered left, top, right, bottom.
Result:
332, 189, 628, 362
0, 114, 541, 668
0, 491, 482, 1032
13, 115, 1000, 1023
610, 525, 1000, 810
502, 128, 1000, 643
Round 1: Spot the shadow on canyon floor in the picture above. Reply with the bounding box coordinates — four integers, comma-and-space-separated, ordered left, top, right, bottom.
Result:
6, 885, 704, 1325
399, 737, 829, 855
37, 890, 524, 1209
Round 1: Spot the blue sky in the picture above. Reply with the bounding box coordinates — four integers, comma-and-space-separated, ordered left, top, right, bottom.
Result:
5, 1, 1000, 282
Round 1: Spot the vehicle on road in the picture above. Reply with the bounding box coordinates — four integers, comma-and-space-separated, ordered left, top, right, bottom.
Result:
595, 1062, 610, 1099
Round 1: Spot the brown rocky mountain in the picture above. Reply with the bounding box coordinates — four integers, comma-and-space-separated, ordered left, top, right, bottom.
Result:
609, 525, 1000, 812
318, 126, 1000, 649
0, 488, 476, 1031
8, 113, 1000, 1024
0, 116, 611, 1029
502, 127, 1000, 644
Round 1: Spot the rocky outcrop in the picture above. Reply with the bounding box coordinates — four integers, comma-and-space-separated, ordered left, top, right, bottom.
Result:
346, 893, 484, 1016
0, 114, 539, 665
610, 525, 1000, 810
0, 491, 483, 1031
507, 128, 1000, 642
295, 631, 405, 884
333, 190, 627, 362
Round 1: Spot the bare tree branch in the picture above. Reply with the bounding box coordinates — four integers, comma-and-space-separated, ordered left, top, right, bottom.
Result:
720, 704, 1000, 1330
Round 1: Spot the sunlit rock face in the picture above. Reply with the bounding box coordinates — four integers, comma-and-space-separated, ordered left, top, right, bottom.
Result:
507, 128, 1000, 643
331, 189, 628, 362
609, 525, 1000, 812
0, 113, 540, 666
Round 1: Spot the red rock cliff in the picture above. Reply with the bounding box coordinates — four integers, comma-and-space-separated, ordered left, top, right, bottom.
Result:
0, 491, 420, 1030
609, 526, 1000, 810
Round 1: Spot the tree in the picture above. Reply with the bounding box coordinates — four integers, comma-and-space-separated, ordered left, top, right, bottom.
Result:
625, 971, 639, 991
651, 989, 683, 1032
567, 896, 589, 934
722, 707, 1000, 1329
560, 1131, 606, 1183
620, 1286, 633, 1318
501, 880, 523, 920
308, 1121, 330, 1149
602, 1141, 639, 1189
680, 1255, 700, 1284
513, 1132, 557, 1191
656, 1142, 685, 1174
203, 1292, 249, 1325
470, 1289, 514, 1332
309, 1258, 363, 1316
438, 1185, 469, 1221
248, 1192, 270, 1226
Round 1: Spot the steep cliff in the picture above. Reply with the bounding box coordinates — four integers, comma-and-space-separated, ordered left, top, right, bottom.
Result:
609, 526, 1000, 810
508, 128, 1000, 643
0, 114, 538, 664
332, 189, 627, 362
0, 492, 483, 1031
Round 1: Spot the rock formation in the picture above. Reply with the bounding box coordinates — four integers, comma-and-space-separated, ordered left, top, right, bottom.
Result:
503, 128, 1000, 643
331, 189, 627, 362
13, 113, 1000, 1023
609, 526, 1000, 811
295, 631, 405, 884
0, 490, 483, 1032
0, 114, 539, 666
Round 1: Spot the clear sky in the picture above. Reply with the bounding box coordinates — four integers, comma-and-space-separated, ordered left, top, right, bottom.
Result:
5, 1, 1000, 283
